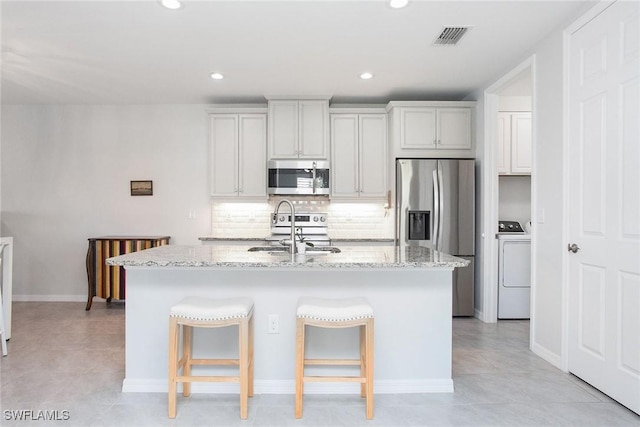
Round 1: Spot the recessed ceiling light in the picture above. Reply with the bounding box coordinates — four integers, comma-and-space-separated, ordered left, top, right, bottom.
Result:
390, 0, 408, 9
360, 72, 374, 80
210, 73, 224, 80
160, 0, 183, 10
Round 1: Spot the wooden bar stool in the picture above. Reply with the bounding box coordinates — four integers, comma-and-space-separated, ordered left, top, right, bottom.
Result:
168, 296, 254, 419
295, 296, 374, 419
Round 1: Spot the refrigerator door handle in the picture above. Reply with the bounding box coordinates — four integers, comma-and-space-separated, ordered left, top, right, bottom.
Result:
437, 164, 445, 250
432, 169, 440, 250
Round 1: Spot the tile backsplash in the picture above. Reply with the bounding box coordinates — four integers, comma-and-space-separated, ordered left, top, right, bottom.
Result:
211, 198, 394, 239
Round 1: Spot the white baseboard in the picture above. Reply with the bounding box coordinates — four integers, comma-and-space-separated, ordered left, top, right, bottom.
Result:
12, 295, 88, 302
531, 341, 563, 370
122, 378, 454, 394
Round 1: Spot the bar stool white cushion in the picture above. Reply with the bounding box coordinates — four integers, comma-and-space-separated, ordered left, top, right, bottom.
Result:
170, 296, 253, 321
296, 296, 374, 322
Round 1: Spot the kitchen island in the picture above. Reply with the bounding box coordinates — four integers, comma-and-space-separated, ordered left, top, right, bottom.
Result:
107, 244, 469, 395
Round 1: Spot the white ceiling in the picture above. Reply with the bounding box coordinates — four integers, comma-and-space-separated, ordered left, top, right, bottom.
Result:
1, 0, 593, 105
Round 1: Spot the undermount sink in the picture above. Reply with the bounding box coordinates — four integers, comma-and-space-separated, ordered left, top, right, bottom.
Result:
247, 246, 341, 254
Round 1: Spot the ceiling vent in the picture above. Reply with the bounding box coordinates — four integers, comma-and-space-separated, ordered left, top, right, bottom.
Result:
433, 26, 471, 46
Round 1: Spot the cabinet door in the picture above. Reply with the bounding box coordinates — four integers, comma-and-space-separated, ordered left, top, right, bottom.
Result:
400, 107, 436, 149
511, 112, 532, 174
330, 114, 359, 197
298, 100, 328, 159
497, 113, 511, 174
210, 115, 238, 196
238, 114, 267, 197
359, 114, 387, 197
268, 100, 298, 158
437, 108, 472, 149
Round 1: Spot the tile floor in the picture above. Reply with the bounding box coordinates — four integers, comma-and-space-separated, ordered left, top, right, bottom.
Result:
1, 302, 638, 426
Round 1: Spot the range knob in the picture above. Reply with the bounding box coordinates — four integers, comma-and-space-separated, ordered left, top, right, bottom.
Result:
320, 216, 326, 222
508, 224, 514, 230
313, 216, 319, 222
279, 215, 285, 222
499, 223, 505, 230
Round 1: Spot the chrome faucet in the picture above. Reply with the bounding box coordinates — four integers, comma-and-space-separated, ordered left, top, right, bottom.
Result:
272, 199, 297, 254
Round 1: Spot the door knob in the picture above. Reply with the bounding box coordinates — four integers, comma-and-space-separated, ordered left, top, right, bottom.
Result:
567, 243, 580, 253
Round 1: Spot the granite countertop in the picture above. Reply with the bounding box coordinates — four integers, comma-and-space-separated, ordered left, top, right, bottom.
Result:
198, 237, 395, 243
198, 237, 265, 241
331, 238, 395, 243
106, 244, 469, 269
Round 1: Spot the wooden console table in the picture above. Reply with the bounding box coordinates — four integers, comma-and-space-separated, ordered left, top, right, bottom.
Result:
85, 236, 170, 310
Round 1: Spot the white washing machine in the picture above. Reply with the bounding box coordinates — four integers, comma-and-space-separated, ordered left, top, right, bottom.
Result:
497, 221, 531, 319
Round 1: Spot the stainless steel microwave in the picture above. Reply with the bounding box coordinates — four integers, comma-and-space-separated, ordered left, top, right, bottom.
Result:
267, 160, 330, 195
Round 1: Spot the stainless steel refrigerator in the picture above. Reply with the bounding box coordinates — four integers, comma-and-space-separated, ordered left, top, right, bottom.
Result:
396, 159, 475, 316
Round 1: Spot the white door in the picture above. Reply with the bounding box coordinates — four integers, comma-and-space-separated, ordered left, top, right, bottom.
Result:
330, 114, 359, 197
268, 100, 298, 159
510, 113, 532, 174
436, 108, 472, 150
298, 100, 328, 159
209, 115, 238, 196
400, 107, 436, 149
238, 114, 267, 197
359, 114, 387, 197
497, 113, 511, 174
567, 0, 640, 414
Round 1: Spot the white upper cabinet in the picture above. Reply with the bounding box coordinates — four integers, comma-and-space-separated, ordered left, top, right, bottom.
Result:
400, 108, 437, 149
497, 113, 511, 174
268, 99, 329, 160
437, 108, 472, 150
331, 113, 387, 199
210, 113, 267, 197
498, 112, 532, 175
387, 101, 475, 157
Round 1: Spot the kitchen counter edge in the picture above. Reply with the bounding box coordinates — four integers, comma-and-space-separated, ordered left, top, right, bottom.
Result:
106, 244, 469, 269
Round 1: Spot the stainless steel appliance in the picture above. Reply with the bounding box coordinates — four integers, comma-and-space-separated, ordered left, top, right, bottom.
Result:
267, 160, 330, 195
497, 221, 531, 319
266, 211, 331, 247
396, 159, 475, 316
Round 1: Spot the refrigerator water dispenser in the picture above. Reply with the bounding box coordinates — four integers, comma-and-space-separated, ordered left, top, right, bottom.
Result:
408, 211, 431, 240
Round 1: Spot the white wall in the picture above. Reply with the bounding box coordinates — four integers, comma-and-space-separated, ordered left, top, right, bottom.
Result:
471, 94, 486, 315
498, 96, 532, 111
1, 105, 212, 299
498, 176, 531, 228
469, 7, 591, 363
528, 26, 567, 362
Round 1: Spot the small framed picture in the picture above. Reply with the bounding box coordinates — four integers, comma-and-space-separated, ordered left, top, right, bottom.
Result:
130, 180, 153, 196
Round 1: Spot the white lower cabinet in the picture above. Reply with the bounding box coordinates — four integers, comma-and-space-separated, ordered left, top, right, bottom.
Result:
210, 113, 267, 197
331, 113, 387, 198
498, 112, 532, 175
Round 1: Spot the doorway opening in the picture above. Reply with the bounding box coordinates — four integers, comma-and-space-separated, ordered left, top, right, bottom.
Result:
481, 56, 536, 347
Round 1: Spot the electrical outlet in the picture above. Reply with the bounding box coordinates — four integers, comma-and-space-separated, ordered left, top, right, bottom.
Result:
268, 314, 279, 334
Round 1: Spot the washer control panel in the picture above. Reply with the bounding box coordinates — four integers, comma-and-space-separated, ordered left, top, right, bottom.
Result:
498, 220, 524, 233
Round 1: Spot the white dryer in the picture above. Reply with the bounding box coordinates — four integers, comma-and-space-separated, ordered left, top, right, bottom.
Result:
497, 222, 531, 319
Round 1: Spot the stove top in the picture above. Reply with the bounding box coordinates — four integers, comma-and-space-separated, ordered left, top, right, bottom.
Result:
272, 212, 327, 227
269, 211, 331, 246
